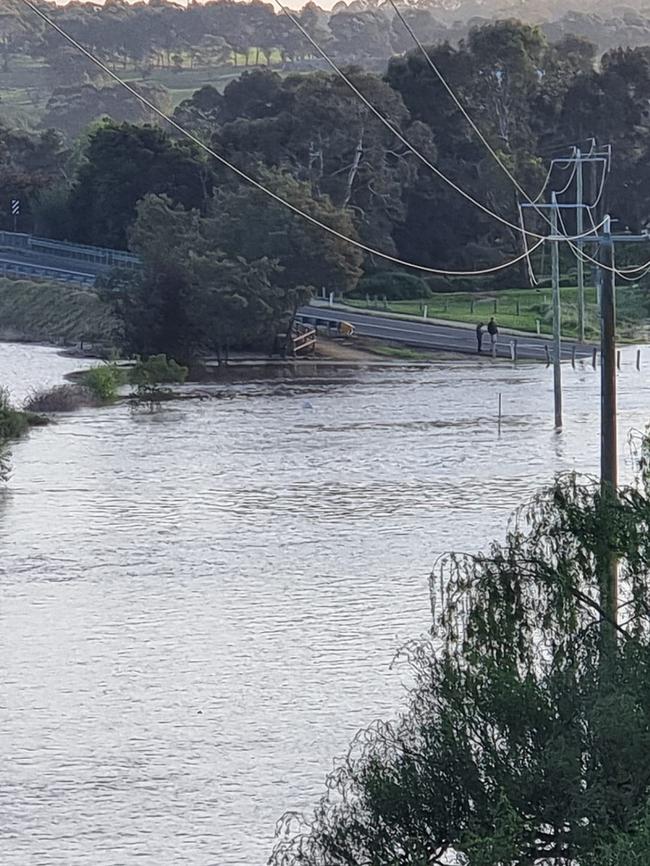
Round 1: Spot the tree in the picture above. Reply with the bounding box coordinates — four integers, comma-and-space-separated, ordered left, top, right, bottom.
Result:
209, 170, 363, 294
0, 124, 68, 232
68, 121, 215, 248
42, 81, 172, 140
0, 0, 28, 73
214, 69, 435, 255
273, 449, 650, 864
106, 194, 302, 363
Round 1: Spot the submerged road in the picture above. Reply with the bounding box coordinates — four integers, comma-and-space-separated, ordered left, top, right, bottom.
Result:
298, 305, 594, 362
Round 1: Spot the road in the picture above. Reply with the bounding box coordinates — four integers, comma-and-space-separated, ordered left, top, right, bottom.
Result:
297, 305, 594, 362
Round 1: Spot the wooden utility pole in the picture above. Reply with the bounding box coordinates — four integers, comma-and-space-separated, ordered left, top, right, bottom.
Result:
575, 148, 586, 342
599, 215, 617, 492
551, 194, 562, 429
599, 214, 618, 637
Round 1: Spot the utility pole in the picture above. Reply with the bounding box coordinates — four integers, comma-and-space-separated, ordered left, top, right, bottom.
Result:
598, 214, 618, 641
599, 214, 617, 492
551, 193, 562, 430
575, 147, 586, 342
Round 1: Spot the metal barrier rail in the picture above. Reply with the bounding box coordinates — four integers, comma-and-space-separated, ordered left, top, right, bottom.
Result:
0, 231, 140, 270
0, 257, 95, 286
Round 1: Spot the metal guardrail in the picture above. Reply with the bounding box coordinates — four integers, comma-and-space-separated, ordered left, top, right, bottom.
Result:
0, 257, 95, 286
0, 231, 140, 270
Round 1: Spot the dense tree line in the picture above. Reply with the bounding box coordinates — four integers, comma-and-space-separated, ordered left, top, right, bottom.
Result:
5, 19, 650, 280
4, 18, 650, 354
6, 0, 650, 80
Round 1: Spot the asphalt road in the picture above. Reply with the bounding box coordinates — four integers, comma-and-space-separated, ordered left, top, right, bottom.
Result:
298, 305, 594, 362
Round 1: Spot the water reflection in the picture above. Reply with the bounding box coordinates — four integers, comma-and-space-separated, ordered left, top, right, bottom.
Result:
1, 345, 649, 865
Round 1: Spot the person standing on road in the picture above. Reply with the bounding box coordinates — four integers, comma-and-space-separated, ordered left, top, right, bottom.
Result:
476, 322, 485, 353
487, 317, 498, 355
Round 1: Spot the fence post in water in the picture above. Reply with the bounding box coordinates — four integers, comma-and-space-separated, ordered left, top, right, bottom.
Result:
592, 347, 598, 369
617, 349, 621, 371
637, 349, 642, 371
498, 392, 502, 436
423, 305, 428, 319
545, 344, 551, 367
571, 345, 576, 369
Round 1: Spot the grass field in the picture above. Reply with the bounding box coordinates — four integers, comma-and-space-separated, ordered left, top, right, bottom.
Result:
345, 285, 650, 341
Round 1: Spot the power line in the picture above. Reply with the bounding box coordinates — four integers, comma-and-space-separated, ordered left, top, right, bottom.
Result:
274, 0, 578, 242
276, 0, 608, 246
19, 0, 547, 278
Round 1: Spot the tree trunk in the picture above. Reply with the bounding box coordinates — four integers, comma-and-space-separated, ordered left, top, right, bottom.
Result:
342, 126, 364, 208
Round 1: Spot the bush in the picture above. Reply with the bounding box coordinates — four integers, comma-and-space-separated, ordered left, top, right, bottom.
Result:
353, 271, 431, 300
128, 355, 188, 389
82, 363, 125, 402
24, 384, 96, 413
0, 388, 30, 439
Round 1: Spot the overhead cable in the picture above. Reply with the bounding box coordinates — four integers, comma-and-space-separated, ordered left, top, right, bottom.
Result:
19, 0, 548, 277
273, 0, 604, 244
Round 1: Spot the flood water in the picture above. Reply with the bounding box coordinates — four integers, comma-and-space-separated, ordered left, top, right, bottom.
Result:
2, 342, 650, 865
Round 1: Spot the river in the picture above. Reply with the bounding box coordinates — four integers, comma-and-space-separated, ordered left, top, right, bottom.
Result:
1, 342, 649, 865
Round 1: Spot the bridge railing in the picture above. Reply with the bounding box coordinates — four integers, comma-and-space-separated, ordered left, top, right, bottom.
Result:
0, 259, 95, 286
0, 231, 141, 270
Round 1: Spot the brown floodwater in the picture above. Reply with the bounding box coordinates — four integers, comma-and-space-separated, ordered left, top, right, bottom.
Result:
1, 342, 649, 865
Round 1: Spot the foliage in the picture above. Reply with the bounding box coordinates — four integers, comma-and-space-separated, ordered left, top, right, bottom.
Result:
8, 16, 650, 290
354, 271, 432, 300
82, 364, 124, 403
106, 194, 313, 363
0, 385, 47, 483
209, 170, 364, 295
128, 354, 188, 389
24, 384, 95, 413
272, 452, 650, 865
67, 120, 215, 248
0, 386, 29, 439
128, 354, 188, 412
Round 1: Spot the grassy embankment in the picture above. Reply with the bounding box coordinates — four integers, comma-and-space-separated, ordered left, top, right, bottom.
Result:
0, 278, 114, 344
346, 285, 650, 342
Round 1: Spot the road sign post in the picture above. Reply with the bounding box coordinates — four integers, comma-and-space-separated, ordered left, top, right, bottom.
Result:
10, 198, 20, 232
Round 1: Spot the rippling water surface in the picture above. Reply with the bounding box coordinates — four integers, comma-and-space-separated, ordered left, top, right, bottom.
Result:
2, 343, 650, 865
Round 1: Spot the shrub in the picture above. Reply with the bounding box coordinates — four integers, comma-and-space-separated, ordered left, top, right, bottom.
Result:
353, 271, 431, 300
128, 355, 188, 389
0, 442, 10, 484
0, 388, 30, 439
128, 355, 189, 412
24, 384, 96, 413
83, 363, 125, 402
